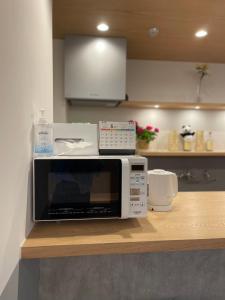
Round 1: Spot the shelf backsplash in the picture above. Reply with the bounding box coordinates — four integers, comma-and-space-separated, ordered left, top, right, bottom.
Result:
65, 105, 225, 151
148, 130, 225, 151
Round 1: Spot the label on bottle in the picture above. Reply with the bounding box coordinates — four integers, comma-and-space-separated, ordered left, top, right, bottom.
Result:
34, 144, 53, 154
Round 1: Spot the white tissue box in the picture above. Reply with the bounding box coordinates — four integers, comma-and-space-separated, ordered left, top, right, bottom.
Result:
53, 123, 98, 156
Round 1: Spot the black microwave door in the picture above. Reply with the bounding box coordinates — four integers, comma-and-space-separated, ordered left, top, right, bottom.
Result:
34, 159, 122, 220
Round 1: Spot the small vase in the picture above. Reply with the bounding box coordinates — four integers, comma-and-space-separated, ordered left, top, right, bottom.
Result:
137, 140, 149, 150
183, 136, 193, 151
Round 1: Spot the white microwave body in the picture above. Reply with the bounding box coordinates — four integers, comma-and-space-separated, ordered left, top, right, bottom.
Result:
33, 156, 147, 221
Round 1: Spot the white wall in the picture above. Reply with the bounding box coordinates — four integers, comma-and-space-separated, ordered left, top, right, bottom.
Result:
0, 0, 53, 296
53, 39, 68, 122
127, 60, 225, 103
53, 39, 225, 150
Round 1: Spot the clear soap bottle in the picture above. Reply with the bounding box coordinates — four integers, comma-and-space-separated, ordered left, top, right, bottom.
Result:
33, 109, 53, 156
206, 131, 214, 152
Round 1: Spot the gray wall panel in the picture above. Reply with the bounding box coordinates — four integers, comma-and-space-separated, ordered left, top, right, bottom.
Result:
18, 259, 40, 300
38, 250, 225, 300
0, 264, 19, 300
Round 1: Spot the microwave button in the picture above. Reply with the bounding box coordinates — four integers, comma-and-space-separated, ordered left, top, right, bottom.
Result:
130, 188, 140, 195
130, 197, 140, 201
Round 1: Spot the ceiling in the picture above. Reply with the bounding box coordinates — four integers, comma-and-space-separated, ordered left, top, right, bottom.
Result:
53, 0, 225, 63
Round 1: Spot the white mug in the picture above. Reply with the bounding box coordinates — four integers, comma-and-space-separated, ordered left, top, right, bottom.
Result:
148, 169, 178, 211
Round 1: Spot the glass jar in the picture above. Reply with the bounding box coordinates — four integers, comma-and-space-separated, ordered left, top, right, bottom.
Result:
195, 130, 205, 152
168, 130, 179, 151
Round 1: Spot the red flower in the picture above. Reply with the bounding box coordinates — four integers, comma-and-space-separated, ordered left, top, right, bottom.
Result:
137, 127, 144, 134
154, 128, 159, 133
146, 125, 153, 131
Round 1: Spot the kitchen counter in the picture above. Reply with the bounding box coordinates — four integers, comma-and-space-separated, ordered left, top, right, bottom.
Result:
22, 192, 225, 259
138, 150, 225, 157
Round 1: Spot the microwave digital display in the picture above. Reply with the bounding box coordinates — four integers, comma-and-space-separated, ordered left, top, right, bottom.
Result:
131, 164, 144, 171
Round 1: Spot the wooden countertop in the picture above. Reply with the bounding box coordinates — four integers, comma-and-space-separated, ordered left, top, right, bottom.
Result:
22, 192, 225, 259
138, 151, 225, 157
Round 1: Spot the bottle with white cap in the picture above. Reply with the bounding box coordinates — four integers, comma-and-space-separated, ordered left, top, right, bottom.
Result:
205, 131, 214, 151
33, 109, 53, 156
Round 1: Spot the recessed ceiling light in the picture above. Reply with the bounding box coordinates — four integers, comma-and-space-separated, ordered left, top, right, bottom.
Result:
195, 106, 200, 110
148, 27, 159, 38
195, 30, 208, 38
154, 104, 160, 108
97, 23, 109, 32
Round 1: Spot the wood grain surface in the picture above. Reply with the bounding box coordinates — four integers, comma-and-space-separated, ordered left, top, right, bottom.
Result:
138, 151, 225, 157
22, 192, 225, 259
53, 0, 225, 62
120, 101, 225, 110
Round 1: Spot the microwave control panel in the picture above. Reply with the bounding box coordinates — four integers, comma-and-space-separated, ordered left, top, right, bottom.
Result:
129, 163, 147, 217
99, 121, 136, 154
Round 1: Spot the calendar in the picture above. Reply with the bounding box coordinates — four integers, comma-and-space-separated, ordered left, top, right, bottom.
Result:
99, 121, 136, 155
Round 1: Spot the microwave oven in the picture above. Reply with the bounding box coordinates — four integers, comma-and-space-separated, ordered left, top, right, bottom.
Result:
33, 156, 148, 221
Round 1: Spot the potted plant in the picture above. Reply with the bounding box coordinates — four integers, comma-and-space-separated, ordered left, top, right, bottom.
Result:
135, 121, 159, 150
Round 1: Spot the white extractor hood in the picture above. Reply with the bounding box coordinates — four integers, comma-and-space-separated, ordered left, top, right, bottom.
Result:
64, 35, 127, 107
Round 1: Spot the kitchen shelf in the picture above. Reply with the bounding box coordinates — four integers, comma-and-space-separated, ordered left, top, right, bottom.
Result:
22, 192, 225, 259
120, 101, 225, 110
138, 151, 225, 157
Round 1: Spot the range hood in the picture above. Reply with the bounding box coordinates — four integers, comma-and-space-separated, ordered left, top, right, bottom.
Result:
64, 36, 127, 107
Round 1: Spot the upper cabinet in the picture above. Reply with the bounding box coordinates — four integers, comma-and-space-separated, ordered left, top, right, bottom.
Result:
64, 36, 127, 106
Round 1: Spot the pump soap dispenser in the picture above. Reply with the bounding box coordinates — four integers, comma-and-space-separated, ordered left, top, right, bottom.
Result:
33, 109, 53, 156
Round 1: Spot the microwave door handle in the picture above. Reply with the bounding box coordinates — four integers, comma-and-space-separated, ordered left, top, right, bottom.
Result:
121, 158, 130, 219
